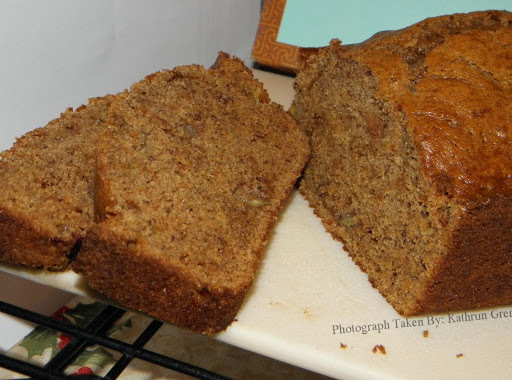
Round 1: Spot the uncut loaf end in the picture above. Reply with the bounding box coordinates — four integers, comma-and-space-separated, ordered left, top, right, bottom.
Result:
73, 53, 310, 334
291, 11, 512, 316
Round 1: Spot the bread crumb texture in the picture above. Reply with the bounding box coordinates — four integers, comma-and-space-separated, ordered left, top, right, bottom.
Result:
0, 95, 116, 270
291, 11, 512, 316
73, 53, 309, 334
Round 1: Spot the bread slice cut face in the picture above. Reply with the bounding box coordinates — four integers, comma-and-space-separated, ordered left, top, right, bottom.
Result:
73, 54, 310, 334
0, 95, 116, 270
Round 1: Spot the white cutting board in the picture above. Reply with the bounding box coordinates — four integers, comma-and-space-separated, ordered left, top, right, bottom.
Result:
1, 69, 511, 380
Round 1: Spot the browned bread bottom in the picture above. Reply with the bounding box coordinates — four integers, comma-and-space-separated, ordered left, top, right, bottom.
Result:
73, 54, 310, 334
291, 11, 512, 316
0, 95, 115, 270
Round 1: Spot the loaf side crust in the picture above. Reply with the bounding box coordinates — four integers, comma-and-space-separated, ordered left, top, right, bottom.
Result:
76, 222, 249, 334
0, 207, 72, 269
292, 10, 512, 316
417, 195, 512, 314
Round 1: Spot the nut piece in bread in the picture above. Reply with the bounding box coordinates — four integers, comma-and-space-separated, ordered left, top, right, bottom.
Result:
73, 53, 310, 334
291, 11, 512, 316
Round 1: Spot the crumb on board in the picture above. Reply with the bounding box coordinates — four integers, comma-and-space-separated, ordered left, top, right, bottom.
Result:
340, 343, 347, 349
372, 344, 386, 355
303, 308, 314, 319
423, 330, 429, 338
269, 300, 285, 308
456, 353, 464, 358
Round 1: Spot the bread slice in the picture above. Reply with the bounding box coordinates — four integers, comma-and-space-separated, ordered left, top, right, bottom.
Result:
291, 11, 512, 316
0, 95, 116, 270
73, 53, 310, 334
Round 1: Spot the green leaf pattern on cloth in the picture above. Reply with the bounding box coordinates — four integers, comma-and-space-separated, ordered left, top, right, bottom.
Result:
17, 326, 59, 360
71, 346, 116, 368
62, 301, 107, 328
0, 297, 128, 379
108, 315, 133, 336
0, 295, 328, 379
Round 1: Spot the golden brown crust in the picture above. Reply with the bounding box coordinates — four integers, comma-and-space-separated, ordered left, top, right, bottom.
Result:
330, 11, 512, 199
74, 53, 309, 334
292, 11, 512, 316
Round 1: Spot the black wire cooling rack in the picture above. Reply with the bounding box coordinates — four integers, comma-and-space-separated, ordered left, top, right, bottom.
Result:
0, 300, 231, 380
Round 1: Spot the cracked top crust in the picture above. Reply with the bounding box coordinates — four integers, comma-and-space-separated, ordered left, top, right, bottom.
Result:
328, 11, 512, 200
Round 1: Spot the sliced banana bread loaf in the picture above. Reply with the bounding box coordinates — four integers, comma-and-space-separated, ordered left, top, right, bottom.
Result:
291, 11, 512, 316
73, 53, 310, 334
0, 95, 116, 270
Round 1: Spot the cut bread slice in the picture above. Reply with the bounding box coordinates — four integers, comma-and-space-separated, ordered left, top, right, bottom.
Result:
73, 54, 310, 334
0, 95, 116, 270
